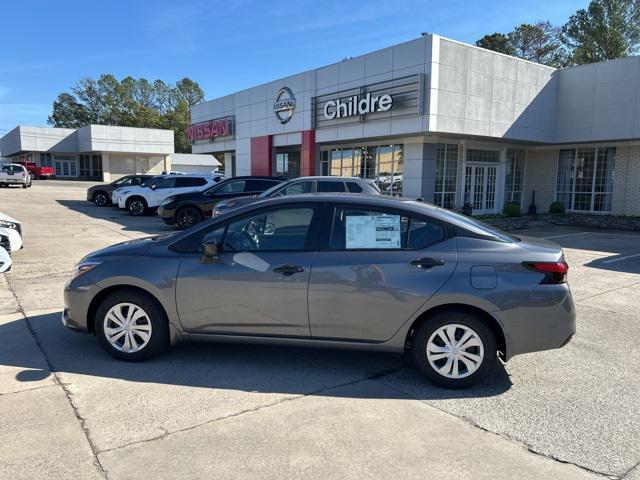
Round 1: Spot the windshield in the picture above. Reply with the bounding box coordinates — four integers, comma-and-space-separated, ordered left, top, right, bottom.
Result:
259, 182, 286, 197
112, 176, 131, 186
141, 176, 164, 187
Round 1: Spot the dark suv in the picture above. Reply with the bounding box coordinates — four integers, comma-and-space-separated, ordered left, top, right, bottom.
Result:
212, 176, 381, 218
87, 174, 155, 207
157, 176, 284, 228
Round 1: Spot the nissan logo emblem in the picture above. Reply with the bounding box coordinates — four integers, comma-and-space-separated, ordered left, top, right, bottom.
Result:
273, 87, 296, 124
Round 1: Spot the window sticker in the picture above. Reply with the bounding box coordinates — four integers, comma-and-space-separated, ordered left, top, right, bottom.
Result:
345, 215, 401, 249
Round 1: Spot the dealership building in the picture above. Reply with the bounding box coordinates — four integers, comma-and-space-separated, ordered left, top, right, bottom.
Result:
190, 34, 640, 215
0, 125, 220, 181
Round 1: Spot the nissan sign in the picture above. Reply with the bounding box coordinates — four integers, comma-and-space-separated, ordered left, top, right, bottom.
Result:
186, 117, 234, 143
273, 87, 296, 124
323, 93, 393, 120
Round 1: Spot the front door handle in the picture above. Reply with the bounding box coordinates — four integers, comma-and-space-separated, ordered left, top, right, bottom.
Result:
411, 257, 445, 269
273, 264, 305, 276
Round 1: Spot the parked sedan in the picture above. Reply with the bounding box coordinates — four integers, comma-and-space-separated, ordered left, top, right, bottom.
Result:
212, 176, 380, 217
87, 174, 155, 207
158, 176, 284, 229
62, 195, 575, 389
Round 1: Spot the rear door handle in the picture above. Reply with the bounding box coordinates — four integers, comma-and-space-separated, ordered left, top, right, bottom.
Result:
273, 264, 305, 276
411, 257, 445, 269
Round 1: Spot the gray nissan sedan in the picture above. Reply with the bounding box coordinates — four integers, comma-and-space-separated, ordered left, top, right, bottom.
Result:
63, 194, 575, 389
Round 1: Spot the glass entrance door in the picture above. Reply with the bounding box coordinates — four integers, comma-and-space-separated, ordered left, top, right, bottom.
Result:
275, 151, 300, 179
464, 165, 497, 214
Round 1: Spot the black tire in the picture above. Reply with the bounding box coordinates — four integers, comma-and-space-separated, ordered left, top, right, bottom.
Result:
176, 206, 203, 229
95, 289, 169, 362
127, 197, 147, 216
411, 311, 497, 389
22, 182, 28, 189
93, 191, 109, 207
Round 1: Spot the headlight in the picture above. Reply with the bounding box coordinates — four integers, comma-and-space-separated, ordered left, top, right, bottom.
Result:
0, 220, 18, 230
73, 261, 101, 279
160, 197, 175, 207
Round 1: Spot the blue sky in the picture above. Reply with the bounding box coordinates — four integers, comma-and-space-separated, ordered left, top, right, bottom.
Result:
0, 0, 587, 134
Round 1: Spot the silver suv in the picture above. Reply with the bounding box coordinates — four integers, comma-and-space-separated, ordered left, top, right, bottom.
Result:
63, 194, 575, 389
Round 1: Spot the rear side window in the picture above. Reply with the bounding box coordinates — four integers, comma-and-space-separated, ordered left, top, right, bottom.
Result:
245, 179, 280, 192
330, 207, 445, 250
317, 181, 346, 193
346, 182, 363, 193
176, 177, 207, 188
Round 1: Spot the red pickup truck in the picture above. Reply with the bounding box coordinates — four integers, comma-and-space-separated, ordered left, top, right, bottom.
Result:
16, 161, 55, 180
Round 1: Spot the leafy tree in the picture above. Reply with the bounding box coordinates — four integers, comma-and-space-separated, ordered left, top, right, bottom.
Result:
475, 33, 515, 55
562, 0, 640, 64
508, 22, 568, 67
48, 75, 205, 153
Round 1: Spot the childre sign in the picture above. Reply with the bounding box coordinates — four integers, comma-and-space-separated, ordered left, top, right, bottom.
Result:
323, 92, 393, 120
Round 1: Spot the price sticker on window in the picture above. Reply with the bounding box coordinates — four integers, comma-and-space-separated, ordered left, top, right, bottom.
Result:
345, 215, 401, 249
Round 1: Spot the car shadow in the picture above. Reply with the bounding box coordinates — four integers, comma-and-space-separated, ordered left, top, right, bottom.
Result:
4, 311, 512, 400
56, 199, 177, 235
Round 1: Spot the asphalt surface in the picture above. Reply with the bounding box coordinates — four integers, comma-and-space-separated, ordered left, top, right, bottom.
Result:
1, 180, 639, 479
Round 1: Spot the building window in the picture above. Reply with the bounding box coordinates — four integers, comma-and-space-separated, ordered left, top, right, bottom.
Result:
555, 147, 615, 212
434, 144, 459, 209
320, 144, 403, 195
39, 153, 52, 167
466, 149, 500, 163
79, 154, 103, 179
505, 149, 525, 205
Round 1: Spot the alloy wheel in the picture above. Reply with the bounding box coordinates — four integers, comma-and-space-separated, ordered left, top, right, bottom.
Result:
177, 208, 197, 228
426, 324, 484, 379
130, 200, 144, 215
95, 193, 107, 207
103, 303, 153, 353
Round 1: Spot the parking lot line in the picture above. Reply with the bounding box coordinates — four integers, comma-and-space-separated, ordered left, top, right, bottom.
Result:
601, 252, 640, 264
542, 232, 593, 240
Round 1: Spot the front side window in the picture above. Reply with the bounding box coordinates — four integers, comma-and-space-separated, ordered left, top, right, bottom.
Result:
555, 147, 615, 212
214, 180, 246, 193
434, 144, 459, 209
505, 149, 525, 206
244, 179, 280, 192
330, 207, 445, 250
224, 207, 315, 252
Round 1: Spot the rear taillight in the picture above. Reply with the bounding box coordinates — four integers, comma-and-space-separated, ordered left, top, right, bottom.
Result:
523, 261, 568, 284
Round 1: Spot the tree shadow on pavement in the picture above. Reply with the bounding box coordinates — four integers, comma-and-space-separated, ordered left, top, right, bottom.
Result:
3, 311, 512, 401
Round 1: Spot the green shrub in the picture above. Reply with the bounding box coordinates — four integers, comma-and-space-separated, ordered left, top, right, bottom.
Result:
549, 201, 565, 214
503, 203, 521, 217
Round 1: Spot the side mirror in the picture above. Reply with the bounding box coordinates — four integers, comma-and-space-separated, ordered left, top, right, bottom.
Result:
150, 184, 157, 190
200, 242, 219, 263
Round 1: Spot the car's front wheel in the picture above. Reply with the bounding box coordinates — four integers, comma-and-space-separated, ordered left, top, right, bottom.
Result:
95, 289, 169, 361
176, 206, 203, 229
93, 192, 109, 207
127, 197, 147, 216
411, 311, 496, 389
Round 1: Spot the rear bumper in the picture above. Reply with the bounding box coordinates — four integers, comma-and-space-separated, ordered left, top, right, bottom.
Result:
497, 284, 576, 360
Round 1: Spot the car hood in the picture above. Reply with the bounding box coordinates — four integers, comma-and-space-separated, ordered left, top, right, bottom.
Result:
82, 234, 175, 261
87, 183, 111, 192
0, 212, 20, 225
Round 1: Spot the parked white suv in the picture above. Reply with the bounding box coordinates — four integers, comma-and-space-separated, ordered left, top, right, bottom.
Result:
0, 164, 31, 188
118, 175, 218, 215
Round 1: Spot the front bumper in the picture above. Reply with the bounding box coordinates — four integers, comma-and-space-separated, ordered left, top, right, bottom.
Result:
62, 275, 98, 333
157, 206, 176, 224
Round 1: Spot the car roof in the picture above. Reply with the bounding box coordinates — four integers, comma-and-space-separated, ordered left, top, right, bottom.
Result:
218, 176, 283, 181
288, 176, 370, 182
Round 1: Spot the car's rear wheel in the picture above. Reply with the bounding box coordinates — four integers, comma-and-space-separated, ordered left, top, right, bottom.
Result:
127, 197, 147, 216
411, 311, 496, 389
95, 289, 169, 361
176, 206, 203, 229
93, 192, 109, 207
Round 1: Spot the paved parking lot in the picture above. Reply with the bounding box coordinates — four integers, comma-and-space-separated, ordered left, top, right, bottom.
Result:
1, 180, 639, 479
